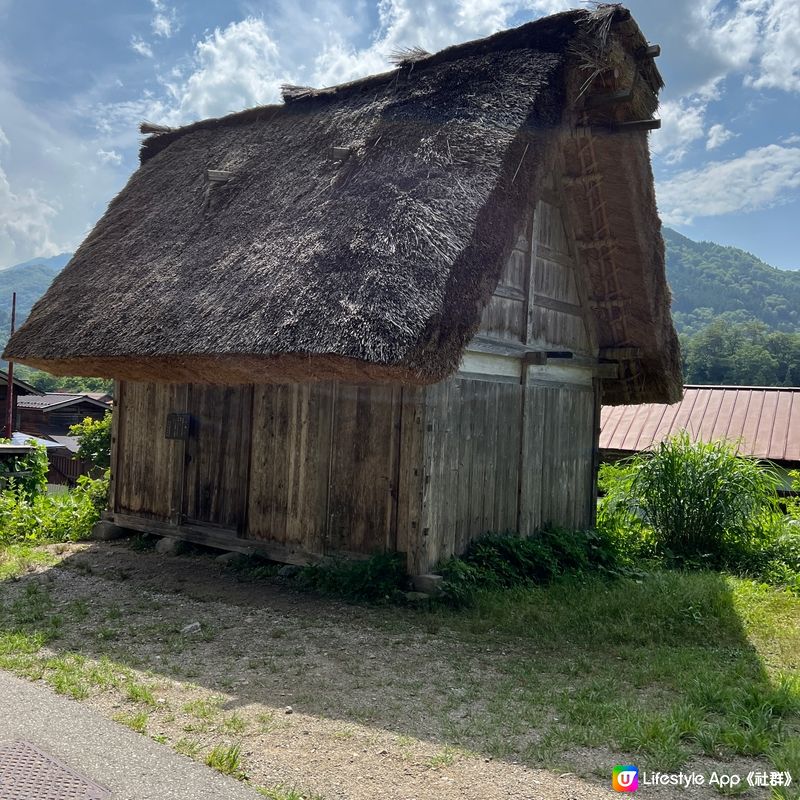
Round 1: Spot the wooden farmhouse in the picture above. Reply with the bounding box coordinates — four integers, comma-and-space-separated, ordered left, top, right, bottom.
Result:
16, 392, 110, 438
5, 6, 681, 575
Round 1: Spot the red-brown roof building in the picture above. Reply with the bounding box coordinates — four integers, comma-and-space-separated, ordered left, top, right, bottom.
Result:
600, 385, 800, 491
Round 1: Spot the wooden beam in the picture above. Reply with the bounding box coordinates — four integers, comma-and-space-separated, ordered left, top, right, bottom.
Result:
614, 118, 661, 132
206, 169, 231, 182
112, 512, 341, 566
637, 44, 661, 60
468, 334, 545, 358
330, 146, 352, 160
579, 119, 661, 134
585, 87, 634, 109
533, 295, 585, 317
599, 347, 641, 360
493, 284, 527, 302
536, 245, 575, 270
545, 355, 619, 379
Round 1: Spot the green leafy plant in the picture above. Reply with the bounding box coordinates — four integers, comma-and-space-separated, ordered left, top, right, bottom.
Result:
438, 527, 622, 607
296, 551, 407, 603
70, 411, 112, 470
627, 433, 780, 565
0, 441, 48, 500
0, 471, 109, 546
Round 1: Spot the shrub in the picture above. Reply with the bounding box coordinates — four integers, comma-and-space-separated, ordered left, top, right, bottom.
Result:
627, 433, 780, 566
0, 471, 109, 546
438, 527, 622, 607
296, 551, 407, 603
0, 441, 48, 500
70, 411, 112, 470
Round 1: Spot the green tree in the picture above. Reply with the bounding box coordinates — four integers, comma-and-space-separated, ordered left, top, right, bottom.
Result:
70, 411, 112, 470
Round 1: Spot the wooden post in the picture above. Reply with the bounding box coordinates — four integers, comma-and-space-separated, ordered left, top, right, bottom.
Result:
5, 292, 16, 439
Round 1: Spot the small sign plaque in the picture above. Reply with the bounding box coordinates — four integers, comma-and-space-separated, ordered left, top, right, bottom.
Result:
165, 413, 191, 440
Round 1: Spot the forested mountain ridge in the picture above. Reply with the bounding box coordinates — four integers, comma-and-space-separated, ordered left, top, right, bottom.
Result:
0, 254, 68, 337
664, 228, 800, 335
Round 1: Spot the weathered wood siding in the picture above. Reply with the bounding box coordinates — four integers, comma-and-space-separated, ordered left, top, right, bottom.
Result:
246, 382, 402, 556
518, 367, 597, 534
247, 383, 332, 556
528, 198, 594, 355
114, 381, 184, 521
410, 376, 523, 574
183, 385, 252, 531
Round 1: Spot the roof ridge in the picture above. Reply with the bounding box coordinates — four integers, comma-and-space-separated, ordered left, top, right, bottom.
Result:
138, 8, 598, 164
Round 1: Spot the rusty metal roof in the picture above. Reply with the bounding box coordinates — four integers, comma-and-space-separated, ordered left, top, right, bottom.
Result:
600, 385, 800, 463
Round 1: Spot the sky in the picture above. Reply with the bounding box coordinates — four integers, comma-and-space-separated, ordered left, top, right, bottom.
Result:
0, 0, 798, 271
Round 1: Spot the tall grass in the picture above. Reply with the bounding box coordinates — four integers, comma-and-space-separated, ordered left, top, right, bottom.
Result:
626, 433, 780, 564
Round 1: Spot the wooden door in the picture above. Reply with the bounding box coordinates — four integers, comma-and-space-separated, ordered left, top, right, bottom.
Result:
182, 385, 252, 532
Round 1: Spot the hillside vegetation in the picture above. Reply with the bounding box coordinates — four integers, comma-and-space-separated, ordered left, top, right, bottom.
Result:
665, 228, 800, 335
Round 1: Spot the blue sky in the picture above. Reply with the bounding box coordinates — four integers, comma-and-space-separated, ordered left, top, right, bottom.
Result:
0, 0, 798, 270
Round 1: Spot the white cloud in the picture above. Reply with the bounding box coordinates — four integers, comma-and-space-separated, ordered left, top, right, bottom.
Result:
159, 18, 284, 124
706, 123, 735, 150
151, 0, 177, 38
0, 125, 8, 148
0, 65, 124, 268
651, 100, 707, 164
96, 149, 123, 165
744, 0, 800, 92
130, 35, 153, 58
657, 144, 800, 224
0, 163, 60, 266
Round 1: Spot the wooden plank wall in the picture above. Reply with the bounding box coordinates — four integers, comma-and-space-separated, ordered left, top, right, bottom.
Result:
246, 383, 332, 555
411, 376, 523, 574
183, 385, 252, 531
246, 382, 402, 555
115, 381, 185, 521
518, 373, 596, 534
528, 199, 594, 355
478, 225, 531, 343
326, 384, 402, 555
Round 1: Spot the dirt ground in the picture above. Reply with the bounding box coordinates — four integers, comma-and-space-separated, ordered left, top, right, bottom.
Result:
0, 541, 775, 799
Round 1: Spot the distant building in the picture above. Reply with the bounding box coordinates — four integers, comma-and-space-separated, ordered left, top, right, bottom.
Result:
0, 368, 43, 438
600, 385, 800, 493
16, 393, 110, 438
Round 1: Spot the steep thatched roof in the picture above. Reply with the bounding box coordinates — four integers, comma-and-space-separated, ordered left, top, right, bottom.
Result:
4, 5, 681, 404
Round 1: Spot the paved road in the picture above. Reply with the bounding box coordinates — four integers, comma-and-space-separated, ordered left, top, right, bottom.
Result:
0, 671, 260, 799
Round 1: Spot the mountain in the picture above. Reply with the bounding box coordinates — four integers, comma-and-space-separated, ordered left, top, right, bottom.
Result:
0, 254, 71, 346
0, 252, 72, 273
663, 228, 800, 335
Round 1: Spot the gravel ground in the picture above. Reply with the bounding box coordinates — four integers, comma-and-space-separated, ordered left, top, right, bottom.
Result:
0, 541, 774, 799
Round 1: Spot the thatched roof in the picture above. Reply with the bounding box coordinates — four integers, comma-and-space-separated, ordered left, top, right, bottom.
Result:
4, 5, 681, 404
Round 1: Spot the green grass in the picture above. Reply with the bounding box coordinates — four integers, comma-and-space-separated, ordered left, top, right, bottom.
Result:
204, 743, 244, 778
114, 710, 148, 733
424, 570, 800, 793
0, 544, 59, 580
182, 696, 224, 720
427, 745, 458, 769
255, 785, 324, 800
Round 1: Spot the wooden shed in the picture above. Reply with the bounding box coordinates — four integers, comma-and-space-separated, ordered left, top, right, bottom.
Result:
4, 6, 681, 574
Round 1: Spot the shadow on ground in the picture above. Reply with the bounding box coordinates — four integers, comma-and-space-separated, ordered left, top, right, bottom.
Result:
0, 539, 797, 798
